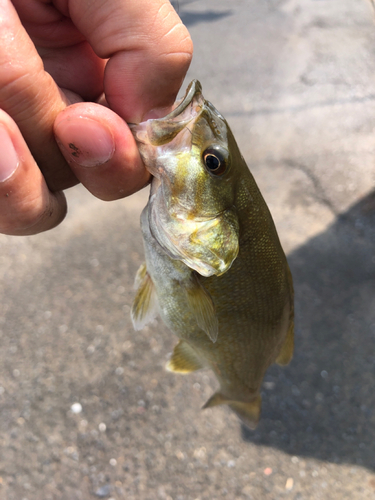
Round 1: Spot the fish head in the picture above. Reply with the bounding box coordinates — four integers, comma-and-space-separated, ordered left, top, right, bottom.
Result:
131, 80, 241, 277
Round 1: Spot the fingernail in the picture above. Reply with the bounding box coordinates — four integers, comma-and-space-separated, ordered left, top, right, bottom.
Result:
55, 117, 115, 167
0, 125, 19, 182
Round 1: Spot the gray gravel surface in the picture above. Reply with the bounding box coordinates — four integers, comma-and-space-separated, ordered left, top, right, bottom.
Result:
1, 0, 375, 498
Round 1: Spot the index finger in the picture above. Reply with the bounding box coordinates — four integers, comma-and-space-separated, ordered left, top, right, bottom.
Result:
67, 0, 193, 122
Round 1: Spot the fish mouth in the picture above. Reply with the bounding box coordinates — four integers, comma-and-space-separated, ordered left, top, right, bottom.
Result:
130, 80, 205, 148
163, 80, 203, 120
130, 80, 228, 180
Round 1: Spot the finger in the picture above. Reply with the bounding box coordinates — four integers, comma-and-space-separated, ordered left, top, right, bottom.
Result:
0, 0, 76, 191
13, 0, 106, 101
0, 111, 67, 236
54, 103, 150, 201
68, 0, 193, 122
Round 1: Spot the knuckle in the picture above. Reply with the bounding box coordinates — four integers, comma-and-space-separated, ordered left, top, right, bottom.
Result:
0, 190, 66, 235
156, 4, 193, 60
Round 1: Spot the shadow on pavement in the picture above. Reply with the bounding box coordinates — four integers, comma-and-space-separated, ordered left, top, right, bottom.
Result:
171, 1, 233, 27
242, 190, 375, 471
179, 10, 233, 28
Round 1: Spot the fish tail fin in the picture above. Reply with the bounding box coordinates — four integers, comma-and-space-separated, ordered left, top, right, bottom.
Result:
202, 392, 262, 430
228, 396, 262, 430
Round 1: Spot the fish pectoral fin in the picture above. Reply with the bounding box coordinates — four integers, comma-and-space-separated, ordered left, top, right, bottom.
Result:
203, 393, 262, 430
186, 276, 218, 343
131, 263, 158, 331
133, 262, 147, 289
275, 319, 294, 366
166, 340, 204, 373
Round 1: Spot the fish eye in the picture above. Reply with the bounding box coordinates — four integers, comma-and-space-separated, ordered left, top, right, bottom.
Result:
202, 146, 228, 176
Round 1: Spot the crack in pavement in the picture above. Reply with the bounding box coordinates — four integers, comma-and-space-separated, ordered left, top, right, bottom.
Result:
282, 158, 338, 216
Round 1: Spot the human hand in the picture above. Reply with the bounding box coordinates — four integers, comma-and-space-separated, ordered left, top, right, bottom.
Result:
0, 0, 193, 235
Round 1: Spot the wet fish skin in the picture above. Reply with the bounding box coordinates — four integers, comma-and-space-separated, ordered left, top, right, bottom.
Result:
130, 80, 294, 429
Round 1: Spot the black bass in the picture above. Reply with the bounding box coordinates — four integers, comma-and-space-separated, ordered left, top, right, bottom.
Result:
130, 80, 294, 429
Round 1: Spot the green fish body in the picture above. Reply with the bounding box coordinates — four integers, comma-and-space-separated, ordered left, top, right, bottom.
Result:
130, 80, 294, 429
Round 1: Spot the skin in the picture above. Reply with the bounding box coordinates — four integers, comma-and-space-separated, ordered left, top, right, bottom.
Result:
0, 0, 193, 235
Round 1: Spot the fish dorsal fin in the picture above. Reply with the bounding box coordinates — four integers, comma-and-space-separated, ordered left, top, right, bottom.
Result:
203, 392, 262, 430
131, 263, 158, 330
275, 319, 294, 366
186, 275, 218, 343
166, 340, 204, 373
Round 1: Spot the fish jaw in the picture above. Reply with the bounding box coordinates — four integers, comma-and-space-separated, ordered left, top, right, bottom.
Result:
130, 80, 207, 178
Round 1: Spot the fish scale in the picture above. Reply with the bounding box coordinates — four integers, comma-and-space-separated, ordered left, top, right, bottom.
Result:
130, 80, 294, 429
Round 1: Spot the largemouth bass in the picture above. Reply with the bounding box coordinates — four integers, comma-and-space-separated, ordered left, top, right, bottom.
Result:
130, 80, 294, 429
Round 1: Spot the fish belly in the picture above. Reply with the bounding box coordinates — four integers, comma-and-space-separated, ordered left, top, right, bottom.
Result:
140, 204, 208, 345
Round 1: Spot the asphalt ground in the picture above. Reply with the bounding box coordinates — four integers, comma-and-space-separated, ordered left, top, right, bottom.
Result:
1, 0, 375, 498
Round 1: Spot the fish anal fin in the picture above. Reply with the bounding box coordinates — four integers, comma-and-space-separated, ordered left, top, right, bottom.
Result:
203, 392, 262, 430
275, 320, 294, 366
186, 275, 218, 343
166, 340, 204, 373
131, 263, 158, 331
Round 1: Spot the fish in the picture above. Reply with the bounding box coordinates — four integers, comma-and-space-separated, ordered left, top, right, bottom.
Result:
130, 80, 294, 429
